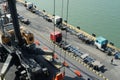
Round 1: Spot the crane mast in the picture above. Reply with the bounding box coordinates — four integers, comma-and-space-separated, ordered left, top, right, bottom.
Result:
7, 0, 23, 46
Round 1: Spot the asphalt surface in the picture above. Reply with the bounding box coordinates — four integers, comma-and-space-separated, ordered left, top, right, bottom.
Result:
16, 1, 120, 80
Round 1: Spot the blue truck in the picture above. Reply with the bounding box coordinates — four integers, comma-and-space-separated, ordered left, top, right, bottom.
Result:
94, 36, 108, 51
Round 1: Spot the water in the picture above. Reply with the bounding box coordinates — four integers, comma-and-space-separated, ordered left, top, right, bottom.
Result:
25, 0, 120, 48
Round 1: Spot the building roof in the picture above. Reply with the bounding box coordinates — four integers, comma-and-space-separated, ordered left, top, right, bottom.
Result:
50, 31, 61, 35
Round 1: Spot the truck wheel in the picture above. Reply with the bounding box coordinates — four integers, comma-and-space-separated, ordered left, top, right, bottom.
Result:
96, 46, 98, 49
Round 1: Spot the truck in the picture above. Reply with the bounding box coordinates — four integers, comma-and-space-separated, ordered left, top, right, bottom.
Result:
94, 36, 108, 51
24, 2, 36, 13
91, 60, 104, 71
52, 16, 62, 26
50, 31, 71, 49
52, 16, 66, 30
50, 31, 62, 43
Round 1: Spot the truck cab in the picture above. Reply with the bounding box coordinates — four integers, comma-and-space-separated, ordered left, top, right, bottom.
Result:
25, 2, 33, 10
25, 2, 36, 13
52, 16, 62, 26
50, 31, 62, 43
94, 36, 108, 51
91, 60, 104, 71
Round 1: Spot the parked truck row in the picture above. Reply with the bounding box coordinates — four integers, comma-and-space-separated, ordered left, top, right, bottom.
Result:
50, 31, 105, 71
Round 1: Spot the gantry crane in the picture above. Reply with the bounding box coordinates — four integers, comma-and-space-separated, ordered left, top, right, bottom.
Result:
0, 0, 64, 80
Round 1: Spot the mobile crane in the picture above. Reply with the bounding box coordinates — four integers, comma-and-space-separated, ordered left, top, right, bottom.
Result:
0, 0, 64, 80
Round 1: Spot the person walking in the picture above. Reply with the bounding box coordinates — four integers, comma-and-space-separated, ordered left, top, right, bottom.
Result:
111, 58, 114, 64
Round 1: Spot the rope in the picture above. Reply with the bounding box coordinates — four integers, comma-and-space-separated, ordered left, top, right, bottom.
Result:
52, 0, 56, 61
63, 0, 69, 76
61, 0, 64, 18
59, 0, 64, 67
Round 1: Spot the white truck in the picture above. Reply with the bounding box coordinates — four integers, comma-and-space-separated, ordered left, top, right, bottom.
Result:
52, 16, 62, 25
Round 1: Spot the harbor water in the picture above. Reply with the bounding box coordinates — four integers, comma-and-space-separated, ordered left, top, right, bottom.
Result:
25, 0, 120, 48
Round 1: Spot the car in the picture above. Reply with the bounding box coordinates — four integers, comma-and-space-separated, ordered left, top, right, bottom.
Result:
76, 33, 82, 37
17, 13, 24, 19
43, 15, 52, 22
35, 10, 44, 17
83, 56, 95, 65
77, 33, 86, 40
18, 15, 24, 21
20, 18, 30, 25
66, 27, 71, 32
18, 15, 27, 24
114, 52, 120, 59
30, 8, 36, 13
66, 28, 77, 35
106, 47, 113, 56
